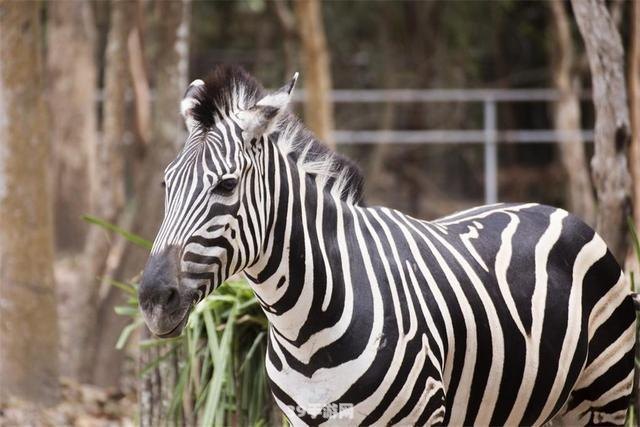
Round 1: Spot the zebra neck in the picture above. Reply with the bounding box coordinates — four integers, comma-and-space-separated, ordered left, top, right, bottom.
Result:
243, 143, 355, 344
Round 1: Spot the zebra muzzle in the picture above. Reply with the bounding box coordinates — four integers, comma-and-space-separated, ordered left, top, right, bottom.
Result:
138, 245, 196, 338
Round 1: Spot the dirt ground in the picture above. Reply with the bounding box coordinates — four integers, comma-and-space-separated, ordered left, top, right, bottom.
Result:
0, 378, 135, 427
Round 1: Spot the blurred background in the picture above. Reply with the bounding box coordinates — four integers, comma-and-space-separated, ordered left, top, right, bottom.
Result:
1, 0, 639, 425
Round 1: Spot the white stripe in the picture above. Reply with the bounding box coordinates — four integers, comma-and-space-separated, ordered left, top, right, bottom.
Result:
505, 208, 568, 425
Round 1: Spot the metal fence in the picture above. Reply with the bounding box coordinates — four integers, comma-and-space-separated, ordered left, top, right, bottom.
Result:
293, 89, 593, 205
106, 88, 593, 205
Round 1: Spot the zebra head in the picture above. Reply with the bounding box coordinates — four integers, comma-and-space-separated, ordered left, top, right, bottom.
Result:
138, 66, 297, 337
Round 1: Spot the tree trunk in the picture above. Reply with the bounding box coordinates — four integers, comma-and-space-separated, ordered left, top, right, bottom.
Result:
548, 0, 596, 225
85, 0, 131, 386
46, 0, 101, 382
94, 1, 128, 225
47, 0, 97, 253
571, 0, 632, 263
294, 0, 335, 148
0, 0, 60, 405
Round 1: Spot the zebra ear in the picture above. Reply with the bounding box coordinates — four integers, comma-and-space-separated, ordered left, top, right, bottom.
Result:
180, 79, 205, 132
239, 72, 298, 138
256, 71, 298, 110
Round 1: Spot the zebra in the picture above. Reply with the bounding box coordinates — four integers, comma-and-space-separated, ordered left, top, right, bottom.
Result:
138, 65, 637, 426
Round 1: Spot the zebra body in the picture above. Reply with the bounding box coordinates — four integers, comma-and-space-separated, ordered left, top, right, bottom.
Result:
138, 66, 636, 426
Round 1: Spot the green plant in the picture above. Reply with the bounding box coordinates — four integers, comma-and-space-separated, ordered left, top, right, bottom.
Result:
626, 218, 640, 427
85, 215, 273, 426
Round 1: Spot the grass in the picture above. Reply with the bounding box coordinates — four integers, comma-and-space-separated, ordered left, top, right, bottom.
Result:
86, 216, 273, 426
113, 278, 272, 426
178, 279, 271, 426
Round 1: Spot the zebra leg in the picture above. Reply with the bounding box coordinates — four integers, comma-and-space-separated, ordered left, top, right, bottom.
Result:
557, 296, 636, 426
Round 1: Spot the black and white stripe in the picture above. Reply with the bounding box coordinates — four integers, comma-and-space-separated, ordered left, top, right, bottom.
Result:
142, 66, 636, 426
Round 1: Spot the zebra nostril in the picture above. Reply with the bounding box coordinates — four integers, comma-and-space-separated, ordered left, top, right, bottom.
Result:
162, 286, 181, 311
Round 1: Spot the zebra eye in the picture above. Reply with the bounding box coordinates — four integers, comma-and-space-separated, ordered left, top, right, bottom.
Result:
161, 180, 166, 189
214, 178, 238, 194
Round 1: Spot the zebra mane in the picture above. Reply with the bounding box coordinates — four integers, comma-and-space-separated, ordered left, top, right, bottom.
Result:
191, 65, 365, 204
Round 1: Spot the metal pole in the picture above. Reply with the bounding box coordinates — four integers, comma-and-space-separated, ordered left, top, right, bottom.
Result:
484, 99, 498, 204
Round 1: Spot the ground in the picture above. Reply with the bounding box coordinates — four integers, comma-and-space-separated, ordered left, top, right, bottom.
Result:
0, 378, 135, 427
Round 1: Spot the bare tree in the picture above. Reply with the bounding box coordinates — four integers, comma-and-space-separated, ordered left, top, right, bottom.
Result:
294, 0, 335, 148
95, 1, 128, 223
548, 0, 596, 225
0, 0, 60, 405
46, 0, 100, 381
571, 0, 632, 262
84, 0, 131, 385
47, 0, 97, 253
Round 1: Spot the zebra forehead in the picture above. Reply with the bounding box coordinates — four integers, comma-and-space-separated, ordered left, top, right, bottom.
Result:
170, 143, 236, 179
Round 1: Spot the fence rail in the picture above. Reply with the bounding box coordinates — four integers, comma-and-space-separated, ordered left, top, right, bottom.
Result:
293, 88, 591, 103
291, 88, 593, 204
332, 129, 594, 144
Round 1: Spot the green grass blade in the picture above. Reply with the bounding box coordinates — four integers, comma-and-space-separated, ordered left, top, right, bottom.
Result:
139, 335, 184, 349
202, 304, 238, 427
168, 361, 190, 418
628, 217, 640, 263
114, 305, 140, 317
116, 318, 144, 350
83, 214, 152, 250
238, 331, 265, 373
102, 277, 138, 296
203, 309, 220, 355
